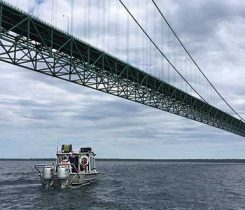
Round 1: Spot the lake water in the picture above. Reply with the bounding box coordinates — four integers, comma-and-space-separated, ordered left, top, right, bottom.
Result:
0, 160, 245, 209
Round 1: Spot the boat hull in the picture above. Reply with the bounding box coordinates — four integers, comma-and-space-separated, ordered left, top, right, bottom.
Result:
41, 172, 98, 188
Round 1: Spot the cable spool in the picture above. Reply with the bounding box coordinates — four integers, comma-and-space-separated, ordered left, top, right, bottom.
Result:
61, 144, 72, 153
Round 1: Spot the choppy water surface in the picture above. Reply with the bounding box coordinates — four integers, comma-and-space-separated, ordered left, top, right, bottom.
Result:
0, 160, 245, 209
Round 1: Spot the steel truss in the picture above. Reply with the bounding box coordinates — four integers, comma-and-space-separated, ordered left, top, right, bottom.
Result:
0, 2, 244, 137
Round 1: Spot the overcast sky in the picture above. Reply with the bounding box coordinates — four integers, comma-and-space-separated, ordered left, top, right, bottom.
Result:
0, 0, 244, 159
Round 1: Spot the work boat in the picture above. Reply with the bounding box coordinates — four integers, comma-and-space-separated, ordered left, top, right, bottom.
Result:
35, 144, 98, 188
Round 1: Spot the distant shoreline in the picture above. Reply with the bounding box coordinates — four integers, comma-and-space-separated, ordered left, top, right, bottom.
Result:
1, 158, 245, 163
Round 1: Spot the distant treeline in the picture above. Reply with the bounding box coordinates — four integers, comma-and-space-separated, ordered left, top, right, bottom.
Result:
0, 158, 56, 161
1, 158, 245, 163
97, 159, 245, 163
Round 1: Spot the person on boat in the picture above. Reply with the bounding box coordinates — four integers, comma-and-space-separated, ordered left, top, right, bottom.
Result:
61, 156, 71, 172
69, 155, 77, 173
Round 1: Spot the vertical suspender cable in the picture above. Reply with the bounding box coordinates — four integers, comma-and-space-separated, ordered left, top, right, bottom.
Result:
114, 0, 117, 55
108, 0, 111, 53
71, 0, 74, 35
89, 0, 91, 40
96, 0, 99, 47
146, 2, 150, 73
160, 13, 163, 80
153, 5, 157, 77
167, 23, 170, 83
102, 0, 105, 49
36, 0, 39, 17
149, 4, 152, 74
28, 0, 31, 14
126, 8, 129, 62
54, 0, 57, 27
51, 0, 54, 25
87, 0, 89, 41
135, 0, 138, 67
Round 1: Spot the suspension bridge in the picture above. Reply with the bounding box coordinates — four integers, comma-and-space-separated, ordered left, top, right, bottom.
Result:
0, 0, 244, 137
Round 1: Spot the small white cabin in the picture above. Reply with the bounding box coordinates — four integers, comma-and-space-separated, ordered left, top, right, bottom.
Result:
56, 145, 96, 174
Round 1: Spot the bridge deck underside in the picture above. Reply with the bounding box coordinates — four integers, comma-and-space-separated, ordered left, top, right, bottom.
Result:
0, 2, 244, 137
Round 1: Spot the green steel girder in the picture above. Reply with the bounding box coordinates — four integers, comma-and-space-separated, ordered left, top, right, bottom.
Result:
0, 1, 244, 137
